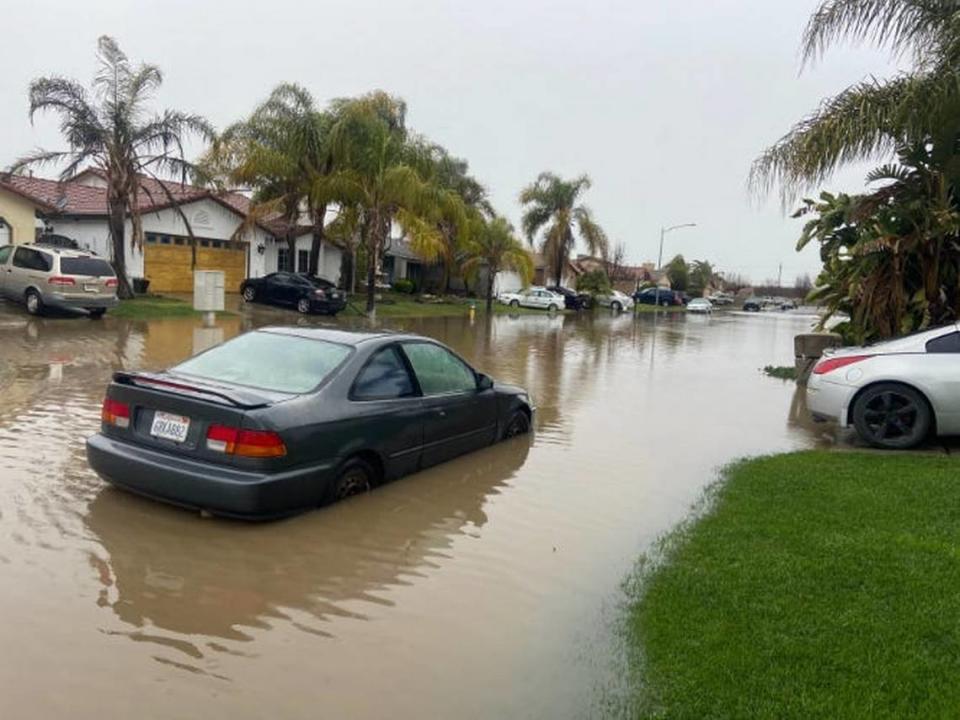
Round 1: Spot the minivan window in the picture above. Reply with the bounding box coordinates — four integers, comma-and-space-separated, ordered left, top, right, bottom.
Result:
173, 331, 352, 393
352, 347, 415, 400
0, 246, 11, 265
59, 257, 115, 277
13, 248, 52, 272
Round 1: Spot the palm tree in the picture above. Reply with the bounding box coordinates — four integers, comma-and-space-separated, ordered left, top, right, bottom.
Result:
327, 91, 462, 314
462, 217, 534, 311
751, 0, 960, 199
689, 259, 716, 293
519, 172, 607, 287
210, 84, 335, 275
10, 36, 213, 298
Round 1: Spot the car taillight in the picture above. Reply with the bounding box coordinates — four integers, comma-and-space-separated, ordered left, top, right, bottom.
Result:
812, 354, 872, 375
206, 424, 286, 458
104, 278, 118, 288
48, 276, 75, 286
314, 289, 326, 298
101, 398, 130, 428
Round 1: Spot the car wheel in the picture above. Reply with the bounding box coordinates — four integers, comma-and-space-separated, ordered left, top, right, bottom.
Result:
611, 301, 622, 313
297, 297, 312, 314
328, 457, 375, 503
88, 308, 106, 319
242, 286, 256, 302
548, 303, 558, 312
510, 299, 520, 308
660, 299, 669, 307
852, 383, 931, 450
25, 290, 43, 316
503, 410, 531, 439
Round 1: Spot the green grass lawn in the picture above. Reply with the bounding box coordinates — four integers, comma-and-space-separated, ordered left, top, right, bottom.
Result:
111, 295, 232, 319
626, 451, 960, 719
339, 293, 565, 318
763, 364, 798, 380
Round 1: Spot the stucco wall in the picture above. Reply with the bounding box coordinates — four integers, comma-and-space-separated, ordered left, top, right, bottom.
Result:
0, 189, 41, 246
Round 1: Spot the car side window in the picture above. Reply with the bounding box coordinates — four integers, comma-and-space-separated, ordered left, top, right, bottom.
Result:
13, 248, 51, 271
402, 342, 477, 396
352, 347, 415, 400
0, 246, 11, 265
926, 332, 960, 353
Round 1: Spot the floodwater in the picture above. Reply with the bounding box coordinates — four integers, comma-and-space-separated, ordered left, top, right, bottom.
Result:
0, 300, 826, 718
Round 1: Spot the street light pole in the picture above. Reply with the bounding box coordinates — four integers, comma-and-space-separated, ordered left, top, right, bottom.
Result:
654, 222, 696, 307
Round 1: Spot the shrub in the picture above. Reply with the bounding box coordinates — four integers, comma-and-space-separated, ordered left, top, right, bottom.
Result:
392, 278, 416, 294
576, 269, 611, 295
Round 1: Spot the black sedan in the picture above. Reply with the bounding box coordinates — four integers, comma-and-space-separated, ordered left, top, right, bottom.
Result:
240, 272, 347, 315
86, 328, 534, 519
547, 286, 591, 310
633, 287, 682, 306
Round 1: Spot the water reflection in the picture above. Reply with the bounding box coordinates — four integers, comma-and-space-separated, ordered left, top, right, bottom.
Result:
85, 437, 531, 657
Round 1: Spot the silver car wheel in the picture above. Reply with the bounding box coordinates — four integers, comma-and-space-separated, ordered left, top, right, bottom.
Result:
297, 298, 311, 314
25, 290, 41, 316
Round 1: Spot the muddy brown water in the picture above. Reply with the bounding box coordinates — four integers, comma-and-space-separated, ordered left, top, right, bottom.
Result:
0, 301, 826, 718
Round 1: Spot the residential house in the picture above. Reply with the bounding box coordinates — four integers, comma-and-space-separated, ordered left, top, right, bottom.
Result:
0, 179, 49, 246
0, 169, 343, 293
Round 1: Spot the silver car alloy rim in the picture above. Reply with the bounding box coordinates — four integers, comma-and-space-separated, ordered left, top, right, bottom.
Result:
26, 294, 38, 313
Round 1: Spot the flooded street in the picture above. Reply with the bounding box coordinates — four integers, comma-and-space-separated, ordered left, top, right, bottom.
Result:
0, 302, 824, 718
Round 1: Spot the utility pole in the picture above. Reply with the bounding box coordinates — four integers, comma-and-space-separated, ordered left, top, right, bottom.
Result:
777, 262, 783, 289
655, 223, 697, 307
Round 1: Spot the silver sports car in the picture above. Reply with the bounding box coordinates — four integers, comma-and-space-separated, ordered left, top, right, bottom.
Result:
807, 324, 960, 449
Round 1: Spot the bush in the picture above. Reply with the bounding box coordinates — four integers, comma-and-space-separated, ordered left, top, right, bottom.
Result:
392, 278, 416, 294
576, 269, 611, 295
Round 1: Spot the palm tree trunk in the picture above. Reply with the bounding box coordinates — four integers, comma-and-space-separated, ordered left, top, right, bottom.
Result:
308, 204, 327, 277
364, 216, 378, 314
486, 264, 496, 312
286, 233, 296, 272
107, 197, 134, 299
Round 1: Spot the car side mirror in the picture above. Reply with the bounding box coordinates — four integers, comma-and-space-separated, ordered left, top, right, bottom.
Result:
477, 373, 494, 391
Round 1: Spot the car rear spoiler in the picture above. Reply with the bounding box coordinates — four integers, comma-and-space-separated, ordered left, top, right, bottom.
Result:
112, 371, 277, 409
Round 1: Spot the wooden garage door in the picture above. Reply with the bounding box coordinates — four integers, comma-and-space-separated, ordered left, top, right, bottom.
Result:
144, 242, 247, 294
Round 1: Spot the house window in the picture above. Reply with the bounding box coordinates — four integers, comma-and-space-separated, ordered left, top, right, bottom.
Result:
298, 250, 309, 273
160, 236, 171, 245
145, 233, 158, 244
277, 247, 290, 271
173, 237, 185, 246
200, 240, 210, 248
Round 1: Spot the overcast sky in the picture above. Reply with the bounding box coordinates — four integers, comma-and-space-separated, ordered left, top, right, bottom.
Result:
1, 0, 901, 284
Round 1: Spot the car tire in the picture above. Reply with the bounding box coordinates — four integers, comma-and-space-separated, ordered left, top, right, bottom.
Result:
510, 299, 520, 308
660, 299, 669, 307
852, 383, 932, 450
88, 309, 106, 319
548, 303, 558, 312
502, 409, 531, 439
611, 301, 622, 313
297, 298, 312, 314
25, 289, 43, 316
328, 457, 376, 503
242, 286, 256, 302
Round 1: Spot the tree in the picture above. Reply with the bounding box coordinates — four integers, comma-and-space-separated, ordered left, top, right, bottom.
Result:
519, 173, 608, 287
10, 36, 213, 298
327, 91, 462, 314
689, 259, 716, 295
666, 254, 689, 291
576, 269, 612, 296
461, 217, 533, 311
751, 0, 960, 201
795, 143, 960, 342
795, 273, 813, 293
605, 241, 627, 281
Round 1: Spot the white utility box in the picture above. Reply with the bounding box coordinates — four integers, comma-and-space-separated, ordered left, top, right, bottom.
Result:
193, 270, 225, 312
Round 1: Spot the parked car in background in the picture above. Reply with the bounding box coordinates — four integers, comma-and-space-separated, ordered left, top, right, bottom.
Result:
742, 297, 763, 312
687, 298, 713, 314
807, 324, 960, 449
708, 292, 734, 306
86, 328, 534, 518
498, 286, 565, 311
0, 244, 118, 317
633, 287, 682, 306
595, 289, 635, 312
547, 285, 591, 310
240, 272, 346, 315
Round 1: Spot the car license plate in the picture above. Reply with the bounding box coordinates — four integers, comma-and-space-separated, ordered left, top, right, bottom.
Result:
150, 411, 190, 443
84, 283, 98, 293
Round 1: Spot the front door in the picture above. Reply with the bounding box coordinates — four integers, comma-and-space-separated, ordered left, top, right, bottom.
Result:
401, 342, 498, 467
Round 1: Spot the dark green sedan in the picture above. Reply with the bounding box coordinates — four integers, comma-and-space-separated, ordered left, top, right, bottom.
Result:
86, 328, 534, 519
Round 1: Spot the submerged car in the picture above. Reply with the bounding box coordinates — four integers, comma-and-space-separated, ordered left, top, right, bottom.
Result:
547, 285, 591, 310
498, 286, 565, 311
86, 328, 534, 518
807, 324, 960, 449
0, 244, 118, 317
742, 297, 762, 312
240, 272, 346, 315
687, 297, 713, 314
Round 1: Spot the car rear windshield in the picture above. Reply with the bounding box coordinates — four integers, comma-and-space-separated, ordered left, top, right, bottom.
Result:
59, 257, 115, 277
172, 331, 352, 393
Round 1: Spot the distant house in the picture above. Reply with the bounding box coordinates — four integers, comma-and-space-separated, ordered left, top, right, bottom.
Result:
0, 168, 342, 293
382, 237, 423, 287
0, 178, 49, 246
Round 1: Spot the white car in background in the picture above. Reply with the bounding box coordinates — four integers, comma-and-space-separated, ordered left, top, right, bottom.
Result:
807, 324, 960, 449
687, 298, 713, 314
595, 290, 635, 313
498, 286, 565, 311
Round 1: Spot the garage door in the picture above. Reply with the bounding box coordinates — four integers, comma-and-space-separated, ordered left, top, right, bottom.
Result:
144, 241, 247, 294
